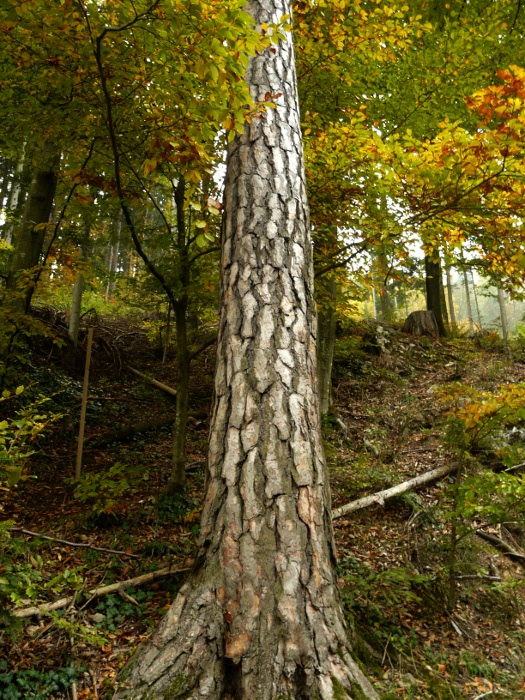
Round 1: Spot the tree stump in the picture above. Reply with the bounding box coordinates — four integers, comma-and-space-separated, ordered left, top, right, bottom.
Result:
403, 310, 440, 337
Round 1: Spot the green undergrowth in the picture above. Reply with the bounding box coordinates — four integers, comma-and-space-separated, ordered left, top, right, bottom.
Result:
0, 661, 78, 700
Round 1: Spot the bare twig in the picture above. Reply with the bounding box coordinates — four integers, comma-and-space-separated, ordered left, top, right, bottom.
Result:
8, 527, 140, 558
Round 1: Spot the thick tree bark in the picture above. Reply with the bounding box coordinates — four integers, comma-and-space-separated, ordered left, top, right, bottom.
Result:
114, 3, 378, 699
424, 254, 447, 336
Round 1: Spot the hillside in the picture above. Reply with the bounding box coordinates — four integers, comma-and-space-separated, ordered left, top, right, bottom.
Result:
2, 317, 525, 700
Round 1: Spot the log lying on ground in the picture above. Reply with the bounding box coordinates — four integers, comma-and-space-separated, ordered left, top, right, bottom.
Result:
128, 366, 177, 397
12, 562, 192, 618
331, 463, 458, 520
475, 530, 525, 571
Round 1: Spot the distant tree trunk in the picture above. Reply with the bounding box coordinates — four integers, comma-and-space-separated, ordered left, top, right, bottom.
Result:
114, 2, 378, 698
445, 265, 457, 329
105, 216, 121, 300
462, 266, 474, 332
317, 274, 336, 416
69, 269, 84, 346
439, 267, 449, 326
0, 159, 11, 218
162, 301, 172, 364
376, 244, 393, 323
167, 178, 190, 494
371, 286, 378, 319
471, 270, 483, 329
5, 143, 58, 312
69, 234, 90, 346
424, 254, 447, 336
2, 146, 27, 245
497, 287, 509, 344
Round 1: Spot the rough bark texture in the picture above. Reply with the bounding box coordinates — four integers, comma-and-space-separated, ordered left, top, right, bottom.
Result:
403, 310, 439, 337
113, 3, 377, 699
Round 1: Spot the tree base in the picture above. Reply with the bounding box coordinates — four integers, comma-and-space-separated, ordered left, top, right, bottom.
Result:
113, 575, 379, 700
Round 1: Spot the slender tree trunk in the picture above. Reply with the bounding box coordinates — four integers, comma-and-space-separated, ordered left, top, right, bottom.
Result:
376, 244, 392, 323
424, 254, 446, 336
497, 287, 509, 344
317, 275, 337, 417
167, 178, 190, 494
69, 269, 85, 346
105, 216, 121, 300
471, 270, 483, 329
439, 265, 449, 326
0, 158, 11, 219
462, 267, 474, 332
445, 265, 457, 329
371, 286, 378, 320
5, 143, 58, 311
162, 301, 172, 364
114, 3, 377, 698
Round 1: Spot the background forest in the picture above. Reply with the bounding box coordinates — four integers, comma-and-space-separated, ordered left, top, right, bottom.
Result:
3, 0, 525, 698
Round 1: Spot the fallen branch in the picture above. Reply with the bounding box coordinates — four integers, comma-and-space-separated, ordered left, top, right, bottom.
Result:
475, 530, 525, 570
12, 562, 192, 618
128, 366, 177, 397
188, 332, 218, 362
9, 527, 140, 558
84, 412, 207, 447
331, 463, 458, 520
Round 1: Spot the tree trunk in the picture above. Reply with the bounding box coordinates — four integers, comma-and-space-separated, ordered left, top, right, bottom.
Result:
445, 264, 457, 329
167, 178, 190, 494
2, 145, 27, 245
424, 254, 446, 336
105, 215, 121, 299
497, 287, 509, 344
471, 270, 483, 329
5, 143, 58, 312
439, 265, 449, 326
317, 275, 337, 417
69, 227, 90, 345
462, 266, 474, 332
69, 269, 84, 346
114, 3, 378, 699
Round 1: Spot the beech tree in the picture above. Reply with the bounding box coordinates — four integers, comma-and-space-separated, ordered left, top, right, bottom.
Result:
114, 2, 377, 699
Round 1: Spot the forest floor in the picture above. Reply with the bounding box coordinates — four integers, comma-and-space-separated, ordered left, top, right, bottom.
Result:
2, 315, 525, 700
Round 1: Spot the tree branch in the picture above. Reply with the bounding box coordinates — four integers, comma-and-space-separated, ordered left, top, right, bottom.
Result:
8, 527, 140, 558
12, 562, 192, 619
